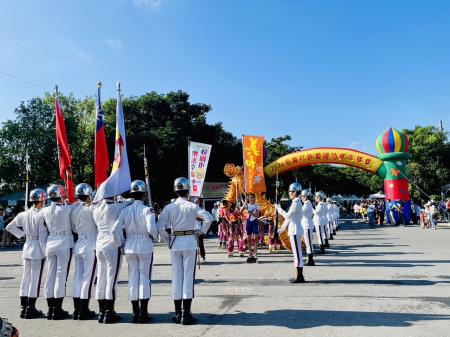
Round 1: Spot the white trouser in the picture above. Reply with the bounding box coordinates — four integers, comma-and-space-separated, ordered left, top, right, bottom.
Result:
20, 259, 45, 298
44, 249, 72, 298
95, 248, 122, 300
171, 250, 197, 300
126, 253, 154, 301
314, 224, 325, 245
72, 250, 97, 299
303, 228, 314, 255
290, 235, 303, 267
325, 222, 331, 239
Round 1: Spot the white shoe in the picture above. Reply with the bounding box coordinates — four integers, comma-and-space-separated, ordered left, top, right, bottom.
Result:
200, 258, 206, 264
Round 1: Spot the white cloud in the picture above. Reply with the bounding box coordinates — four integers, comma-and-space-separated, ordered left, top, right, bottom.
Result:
133, 0, 162, 9
104, 38, 123, 50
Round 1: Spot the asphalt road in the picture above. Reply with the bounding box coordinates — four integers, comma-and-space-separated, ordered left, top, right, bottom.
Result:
1, 219, 450, 337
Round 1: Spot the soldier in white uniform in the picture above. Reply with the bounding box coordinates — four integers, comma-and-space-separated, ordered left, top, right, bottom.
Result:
37, 184, 77, 320
275, 182, 306, 283
93, 195, 133, 324
313, 191, 327, 254
6, 189, 48, 319
326, 198, 334, 241
70, 183, 97, 320
112, 180, 157, 324
300, 189, 315, 266
157, 177, 213, 325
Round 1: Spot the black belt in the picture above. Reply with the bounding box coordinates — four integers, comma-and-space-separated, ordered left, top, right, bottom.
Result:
172, 230, 195, 236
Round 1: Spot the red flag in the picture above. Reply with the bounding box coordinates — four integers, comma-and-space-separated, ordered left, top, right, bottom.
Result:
95, 85, 110, 188
55, 97, 75, 202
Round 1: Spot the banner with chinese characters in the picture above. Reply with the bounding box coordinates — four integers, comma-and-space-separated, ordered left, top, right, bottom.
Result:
242, 135, 266, 193
189, 141, 212, 197
264, 147, 383, 178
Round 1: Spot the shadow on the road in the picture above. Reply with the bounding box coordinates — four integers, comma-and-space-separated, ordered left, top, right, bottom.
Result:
192, 309, 450, 329
307, 279, 450, 286
317, 258, 450, 268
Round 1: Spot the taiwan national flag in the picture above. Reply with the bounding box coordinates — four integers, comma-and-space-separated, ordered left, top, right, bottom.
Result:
93, 82, 131, 203
55, 97, 75, 202
95, 84, 110, 188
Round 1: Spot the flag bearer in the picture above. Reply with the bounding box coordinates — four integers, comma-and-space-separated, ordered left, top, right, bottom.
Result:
37, 184, 77, 320
275, 182, 306, 283
93, 195, 133, 324
70, 183, 97, 320
112, 180, 157, 324
6, 189, 48, 319
157, 177, 213, 325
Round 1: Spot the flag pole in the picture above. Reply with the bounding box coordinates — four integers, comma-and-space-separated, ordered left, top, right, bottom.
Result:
143, 144, 152, 207
24, 151, 30, 210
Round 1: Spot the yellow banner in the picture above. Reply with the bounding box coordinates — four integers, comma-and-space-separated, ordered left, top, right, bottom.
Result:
264, 147, 383, 178
243, 135, 266, 193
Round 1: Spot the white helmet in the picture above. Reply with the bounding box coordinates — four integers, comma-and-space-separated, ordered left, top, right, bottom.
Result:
75, 183, 93, 197
130, 180, 146, 194
288, 182, 302, 194
301, 189, 311, 197
47, 184, 66, 200
29, 188, 47, 202
315, 191, 326, 200
174, 177, 190, 192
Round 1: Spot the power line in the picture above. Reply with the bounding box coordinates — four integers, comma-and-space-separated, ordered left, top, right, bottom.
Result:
0, 70, 51, 92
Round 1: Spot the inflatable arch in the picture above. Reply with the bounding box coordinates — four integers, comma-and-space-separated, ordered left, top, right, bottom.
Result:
264, 127, 411, 224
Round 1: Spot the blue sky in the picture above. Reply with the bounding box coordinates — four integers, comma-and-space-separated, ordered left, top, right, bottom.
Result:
1, 0, 449, 156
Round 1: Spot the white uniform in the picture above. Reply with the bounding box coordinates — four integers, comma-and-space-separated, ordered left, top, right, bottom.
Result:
112, 200, 157, 301
301, 200, 314, 255
313, 202, 327, 245
70, 203, 98, 300
93, 199, 133, 300
157, 197, 212, 300
325, 203, 333, 239
6, 207, 48, 298
276, 197, 304, 267
37, 203, 76, 299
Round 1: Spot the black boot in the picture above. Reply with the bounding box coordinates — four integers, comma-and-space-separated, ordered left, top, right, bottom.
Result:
329, 234, 334, 240
104, 300, 121, 324
306, 254, 315, 266
98, 299, 106, 323
52, 298, 69, 320
289, 267, 306, 283
172, 300, 182, 324
181, 299, 197, 325
24, 297, 44, 319
139, 298, 151, 323
131, 300, 140, 323
325, 239, 330, 248
318, 245, 325, 254
333, 230, 337, 235
78, 299, 96, 320
20, 296, 28, 318
46, 298, 54, 320
72, 297, 80, 320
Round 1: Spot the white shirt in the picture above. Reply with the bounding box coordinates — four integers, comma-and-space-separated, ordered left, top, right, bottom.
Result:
71, 203, 98, 254
37, 202, 77, 255
211, 207, 219, 221
276, 197, 303, 236
246, 204, 260, 221
112, 200, 157, 254
301, 200, 314, 230
6, 207, 48, 259
354, 204, 360, 212
313, 202, 327, 227
157, 197, 213, 251
93, 199, 133, 252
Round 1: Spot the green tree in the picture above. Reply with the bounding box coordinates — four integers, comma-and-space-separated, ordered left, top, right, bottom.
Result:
404, 126, 450, 201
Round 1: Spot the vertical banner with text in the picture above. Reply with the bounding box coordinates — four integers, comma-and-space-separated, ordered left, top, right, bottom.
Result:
189, 141, 212, 197
243, 135, 266, 193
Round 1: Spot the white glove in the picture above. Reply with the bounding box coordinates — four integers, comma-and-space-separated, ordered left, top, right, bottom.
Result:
194, 229, 203, 237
